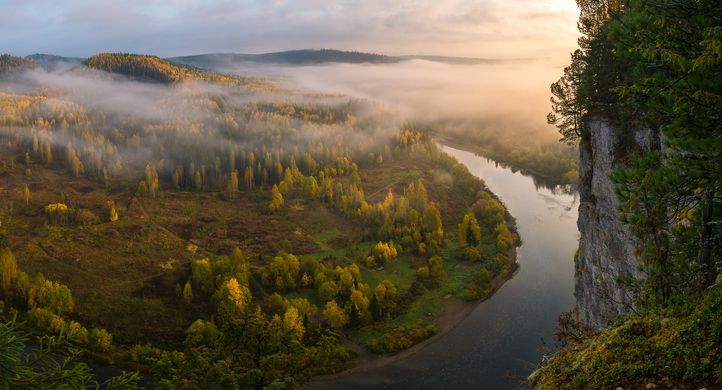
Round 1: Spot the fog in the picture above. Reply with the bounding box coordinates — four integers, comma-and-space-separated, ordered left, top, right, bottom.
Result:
214, 58, 567, 144
0, 65, 402, 175
2, 54, 569, 149
0, 54, 575, 184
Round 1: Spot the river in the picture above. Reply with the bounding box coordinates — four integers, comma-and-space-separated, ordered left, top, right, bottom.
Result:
314, 144, 580, 389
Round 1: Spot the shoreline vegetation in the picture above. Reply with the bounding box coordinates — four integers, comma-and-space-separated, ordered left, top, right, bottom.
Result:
0, 53, 528, 388
433, 132, 577, 190
311, 245, 519, 384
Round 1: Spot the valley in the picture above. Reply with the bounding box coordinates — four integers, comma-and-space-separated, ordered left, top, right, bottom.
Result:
0, 53, 522, 388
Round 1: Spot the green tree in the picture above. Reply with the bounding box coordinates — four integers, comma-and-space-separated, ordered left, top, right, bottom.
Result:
422, 203, 443, 242
185, 319, 219, 348
323, 300, 348, 329
213, 277, 252, 322
304, 176, 319, 197
318, 281, 339, 302
0, 248, 18, 291
459, 212, 481, 247
268, 252, 300, 291
610, 0, 722, 303
548, 0, 625, 145
183, 280, 193, 304
495, 223, 513, 251
283, 306, 305, 339
35, 280, 74, 315
428, 255, 445, 283
191, 258, 214, 295
87, 328, 113, 353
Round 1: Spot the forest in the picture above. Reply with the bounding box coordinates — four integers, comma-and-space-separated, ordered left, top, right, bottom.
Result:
0, 53, 520, 388
170, 52, 580, 187
536, 0, 721, 388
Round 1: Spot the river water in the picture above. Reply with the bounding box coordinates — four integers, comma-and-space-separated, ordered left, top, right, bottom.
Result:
315, 144, 579, 389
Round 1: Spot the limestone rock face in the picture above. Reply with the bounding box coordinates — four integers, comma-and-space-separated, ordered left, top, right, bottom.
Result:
575, 119, 660, 329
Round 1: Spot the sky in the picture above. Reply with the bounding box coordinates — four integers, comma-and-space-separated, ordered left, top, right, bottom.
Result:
0, 0, 579, 60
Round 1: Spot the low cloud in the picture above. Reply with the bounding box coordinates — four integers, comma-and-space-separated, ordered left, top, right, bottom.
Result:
218, 57, 567, 143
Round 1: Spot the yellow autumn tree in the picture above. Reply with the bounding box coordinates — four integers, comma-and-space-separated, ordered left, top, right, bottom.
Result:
283, 306, 305, 339
107, 201, 118, 222
22, 184, 30, 206
268, 184, 284, 211
323, 300, 348, 329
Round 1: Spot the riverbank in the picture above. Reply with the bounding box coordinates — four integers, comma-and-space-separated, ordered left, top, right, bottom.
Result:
433, 133, 576, 190
311, 244, 519, 386
305, 144, 578, 389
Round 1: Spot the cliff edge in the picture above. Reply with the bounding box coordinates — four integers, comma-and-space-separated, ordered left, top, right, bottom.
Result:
575, 119, 660, 329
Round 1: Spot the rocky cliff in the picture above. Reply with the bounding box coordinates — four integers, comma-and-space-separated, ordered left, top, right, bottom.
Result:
575, 119, 660, 329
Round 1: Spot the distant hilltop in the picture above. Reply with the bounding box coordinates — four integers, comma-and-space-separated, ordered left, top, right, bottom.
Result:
1, 49, 524, 79
169, 49, 510, 67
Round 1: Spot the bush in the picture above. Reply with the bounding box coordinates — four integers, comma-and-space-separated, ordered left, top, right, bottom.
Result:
88, 327, 113, 352
366, 322, 437, 353
43, 203, 72, 225
464, 267, 492, 300
26, 307, 90, 345
367, 241, 398, 267
34, 280, 74, 314
460, 246, 481, 262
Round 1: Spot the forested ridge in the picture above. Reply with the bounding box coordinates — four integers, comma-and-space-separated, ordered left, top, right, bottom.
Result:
0, 54, 37, 76
537, 0, 721, 388
0, 52, 520, 388
84, 53, 275, 90
171, 49, 399, 66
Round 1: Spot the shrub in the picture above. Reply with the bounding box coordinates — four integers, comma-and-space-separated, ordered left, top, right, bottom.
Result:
366, 322, 437, 353
460, 246, 481, 262
88, 327, 113, 352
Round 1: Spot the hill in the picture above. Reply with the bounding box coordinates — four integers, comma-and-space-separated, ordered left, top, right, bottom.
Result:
0, 54, 37, 76
169, 49, 507, 68
83, 53, 274, 90
171, 49, 399, 68
27, 53, 84, 71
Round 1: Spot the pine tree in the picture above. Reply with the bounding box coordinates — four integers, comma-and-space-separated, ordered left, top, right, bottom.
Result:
610, 0, 722, 302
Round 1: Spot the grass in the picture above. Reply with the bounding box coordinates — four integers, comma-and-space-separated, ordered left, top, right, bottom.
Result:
532, 284, 722, 390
